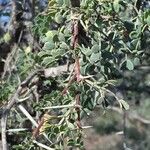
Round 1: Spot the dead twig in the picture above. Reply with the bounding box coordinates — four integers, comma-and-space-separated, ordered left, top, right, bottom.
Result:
2, 30, 23, 80
33, 140, 54, 150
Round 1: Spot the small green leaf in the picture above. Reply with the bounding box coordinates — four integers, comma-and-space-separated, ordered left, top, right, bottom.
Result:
67, 121, 75, 129
3, 32, 11, 43
60, 42, 68, 49
56, 0, 63, 6
133, 57, 140, 66
81, 64, 89, 75
89, 53, 100, 64
87, 100, 94, 110
46, 31, 53, 37
51, 48, 66, 57
43, 41, 55, 50
64, 0, 70, 6
126, 59, 134, 70
55, 12, 63, 24
42, 56, 55, 66
119, 99, 129, 110
24, 46, 32, 54
53, 126, 59, 134
58, 32, 65, 42
146, 15, 150, 26
81, 47, 92, 56
80, 55, 87, 66
113, 0, 120, 13
67, 139, 75, 146
91, 44, 100, 53
38, 50, 49, 57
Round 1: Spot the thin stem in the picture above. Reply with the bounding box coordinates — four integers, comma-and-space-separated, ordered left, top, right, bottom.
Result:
41, 103, 82, 110
33, 140, 55, 150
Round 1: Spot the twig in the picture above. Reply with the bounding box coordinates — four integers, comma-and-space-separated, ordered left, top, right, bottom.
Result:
62, 75, 76, 94
41, 104, 81, 110
85, 79, 120, 102
1, 0, 24, 79
18, 105, 38, 127
8, 0, 17, 33
123, 110, 127, 149
75, 94, 82, 128
33, 140, 55, 150
1, 44, 18, 79
2, 30, 23, 79
17, 96, 31, 102
6, 128, 28, 132
1, 114, 8, 150
32, 85, 40, 120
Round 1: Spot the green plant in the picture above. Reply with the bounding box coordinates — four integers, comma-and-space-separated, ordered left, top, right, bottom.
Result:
1, 0, 150, 149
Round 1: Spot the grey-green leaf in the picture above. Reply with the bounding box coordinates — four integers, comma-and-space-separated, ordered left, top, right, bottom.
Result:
113, 0, 120, 13
38, 50, 50, 57
42, 56, 55, 66
56, 0, 63, 6
91, 44, 100, 53
60, 42, 68, 50
58, 32, 65, 42
126, 59, 134, 70
119, 99, 129, 110
90, 53, 100, 64
43, 41, 55, 50
146, 16, 150, 26
133, 57, 140, 66
55, 12, 63, 24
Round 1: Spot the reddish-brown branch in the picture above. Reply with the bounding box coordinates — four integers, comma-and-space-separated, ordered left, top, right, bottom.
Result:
70, 0, 82, 129
75, 94, 82, 128
75, 57, 81, 82
62, 20, 81, 94
71, 20, 79, 49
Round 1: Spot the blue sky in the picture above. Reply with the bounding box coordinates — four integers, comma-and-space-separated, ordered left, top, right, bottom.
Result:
0, 0, 9, 5
0, 0, 10, 28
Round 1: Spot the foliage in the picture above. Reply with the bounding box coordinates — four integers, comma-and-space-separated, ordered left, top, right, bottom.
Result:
1, 0, 150, 149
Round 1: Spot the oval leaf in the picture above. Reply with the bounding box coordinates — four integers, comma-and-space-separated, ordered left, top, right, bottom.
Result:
119, 99, 129, 110
126, 59, 134, 70
90, 53, 100, 64
91, 44, 100, 53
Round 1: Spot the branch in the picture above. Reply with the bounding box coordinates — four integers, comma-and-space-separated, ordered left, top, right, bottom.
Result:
1, 30, 23, 79
18, 105, 38, 127
41, 104, 82, 110
1, 70, 39, 150
33, 140, 55, 150
1, 64, 74, 150
8, 0, 17, 33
